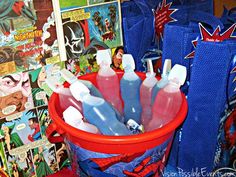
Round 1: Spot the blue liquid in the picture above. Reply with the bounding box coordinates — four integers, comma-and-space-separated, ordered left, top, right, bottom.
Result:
82, 96, 130, 136
80, 80, 103, 98
80, 80, 124, 122
120, 72, 142, 124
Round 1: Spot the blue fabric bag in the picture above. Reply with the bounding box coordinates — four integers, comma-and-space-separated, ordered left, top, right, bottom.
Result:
121, 0, 156, 71
178, 40, 236, 174
121, 0, 214, 71
162, 11, 224, 94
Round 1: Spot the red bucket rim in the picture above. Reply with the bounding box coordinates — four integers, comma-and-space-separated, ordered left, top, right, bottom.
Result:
48, 71, 188, 146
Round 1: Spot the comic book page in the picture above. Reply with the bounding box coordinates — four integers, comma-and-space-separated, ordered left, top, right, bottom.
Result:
0, 105, 69, 177
54, 0, 123, 75
0, 61, 69, 177
0, 0, 61, 76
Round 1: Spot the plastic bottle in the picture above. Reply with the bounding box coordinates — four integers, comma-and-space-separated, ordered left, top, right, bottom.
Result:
63, 106, 100, 134
60, 68, 124, 122
60, 68, 103, 98
96, 49, 123, 113
140, 60, 158, 127
151, 59, 172, 105
46, 77, 83, 112
70, 81, 131, 136
146, 64, 187, 131
120, 54, 142, 124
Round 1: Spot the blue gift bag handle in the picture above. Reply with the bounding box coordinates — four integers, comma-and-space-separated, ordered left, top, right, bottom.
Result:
177, 10, 224, 30
122, 0, 152, 18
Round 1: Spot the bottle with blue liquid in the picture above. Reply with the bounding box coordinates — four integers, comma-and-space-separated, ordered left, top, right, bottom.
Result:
60, 68, 103, 98
60, 68, 124, 122
63, 106, 100, 134
140, 59, 158, 127
96, 49, 123, 114
151, 59, 172, 104
120, 54, 142, 124
70, 81, 131, 136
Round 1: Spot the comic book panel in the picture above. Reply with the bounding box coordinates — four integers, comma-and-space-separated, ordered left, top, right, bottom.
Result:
0, 142, 10, 177
7, 150, 35, 177
59, 0, 87, 10
66, 53, 99, 75
0, 0, 60, 75
29, 67, 49, 107
29, 62, 66, 107
36, 106, 50, 137
61, 1, 122, 63
0, 109, 43, 155
0, 72, 34, 119
54, 143, 70, 171
89, 0, 115, 5
32, 145, 58, 177
110, 46, 124, 71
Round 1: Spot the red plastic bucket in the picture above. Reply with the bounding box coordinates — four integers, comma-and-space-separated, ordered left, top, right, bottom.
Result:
46, 71, 188, 177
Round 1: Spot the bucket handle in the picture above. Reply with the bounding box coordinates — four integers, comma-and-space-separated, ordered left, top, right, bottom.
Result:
46, 122, 64, 143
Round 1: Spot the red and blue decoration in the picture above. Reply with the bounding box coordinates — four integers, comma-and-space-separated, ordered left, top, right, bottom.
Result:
185, 23, 236, 59
154, 0, 177, 40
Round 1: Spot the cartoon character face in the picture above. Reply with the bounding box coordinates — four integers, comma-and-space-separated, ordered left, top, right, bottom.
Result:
112, 48, 124, 69
0, 91, 27, 116
63, 21, 85, 59
37, 67, 47, 88
0, 73, 31, 97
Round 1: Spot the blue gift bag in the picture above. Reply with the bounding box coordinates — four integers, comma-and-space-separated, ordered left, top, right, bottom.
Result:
178, 40, 236, 174
121, 0, 214, 71
162, 11, 224, 94
121, 0, 155, 71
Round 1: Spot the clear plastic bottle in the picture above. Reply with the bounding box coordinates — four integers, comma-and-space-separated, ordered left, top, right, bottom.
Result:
140, 60, 158, 127
63, 106, 100, 134
151, 59, 172, 105
146, 64, 187, 131
96, 49, 123, 114
120, 54, 142, 124
60, 68, 103, 98
70, 81, 131, 136
60, 68, 124, 122
46, 77, 83, 112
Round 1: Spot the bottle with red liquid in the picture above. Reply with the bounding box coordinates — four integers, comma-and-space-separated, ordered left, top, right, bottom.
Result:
46, 77, 83, 113
140, 59, 158, 127
146, 64, 187, 131
96, 49, 123, 114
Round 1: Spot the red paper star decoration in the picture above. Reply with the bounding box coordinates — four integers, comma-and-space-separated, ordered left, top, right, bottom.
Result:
199, 23, 236, 42
185, 38, 198, 59
185, 23, 236, 59
154, 0, 177, 40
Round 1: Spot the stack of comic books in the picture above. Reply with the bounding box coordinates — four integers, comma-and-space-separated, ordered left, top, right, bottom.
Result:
0, 0, 123, 177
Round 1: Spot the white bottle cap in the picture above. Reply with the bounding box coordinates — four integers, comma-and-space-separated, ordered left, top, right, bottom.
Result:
60, 68, 77, 84
146, 59, 156, 78
96, 49, 112, 65
168, 64, 187, 86
122, 54, 135, 71
63, 106, 83, 127
45, 77, 61, 93
162, 59, 172, 77
70, 81, 90, 102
